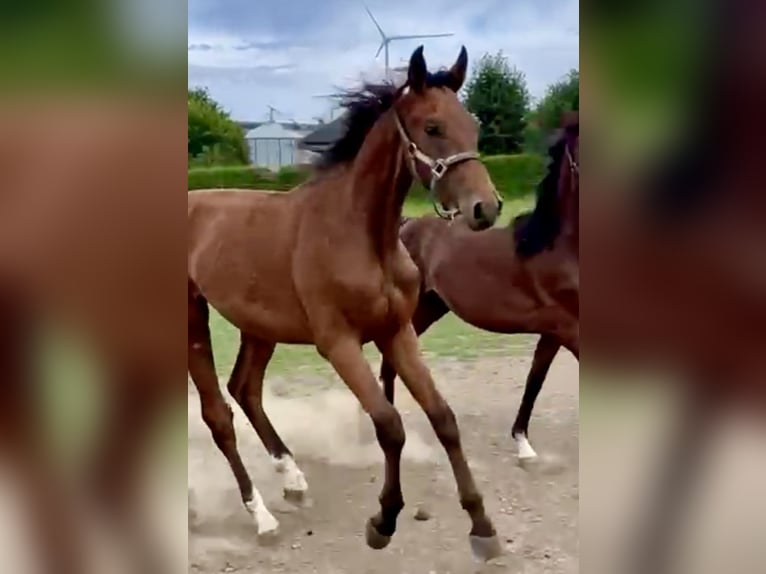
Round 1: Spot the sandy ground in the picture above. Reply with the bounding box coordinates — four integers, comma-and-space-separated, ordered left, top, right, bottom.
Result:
188, 352, 579, 574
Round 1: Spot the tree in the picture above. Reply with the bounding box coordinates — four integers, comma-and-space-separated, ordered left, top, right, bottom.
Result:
534, 69, 579, 133
523, 69, 579, 154
188, 88, 248, 165
463, 52, 531, 155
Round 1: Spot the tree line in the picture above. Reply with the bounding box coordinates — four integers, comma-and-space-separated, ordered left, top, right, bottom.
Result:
188, 88, 249, 166
463, 52, 578, 155
188, 52, 578, 164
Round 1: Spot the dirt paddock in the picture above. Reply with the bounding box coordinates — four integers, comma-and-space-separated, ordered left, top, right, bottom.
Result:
189, 353, 579, 573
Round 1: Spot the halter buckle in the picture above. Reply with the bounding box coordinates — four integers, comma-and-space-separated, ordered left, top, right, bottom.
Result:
431, 159, 447, 180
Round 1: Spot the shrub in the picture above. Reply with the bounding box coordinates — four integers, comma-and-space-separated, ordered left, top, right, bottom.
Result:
188, 88, 248, 165
188, 154, 546, 200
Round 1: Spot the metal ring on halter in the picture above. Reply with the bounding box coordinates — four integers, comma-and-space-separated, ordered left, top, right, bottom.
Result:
393, 112, 483, 220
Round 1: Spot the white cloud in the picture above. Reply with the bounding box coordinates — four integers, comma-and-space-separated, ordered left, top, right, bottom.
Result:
188, 0, 579, 122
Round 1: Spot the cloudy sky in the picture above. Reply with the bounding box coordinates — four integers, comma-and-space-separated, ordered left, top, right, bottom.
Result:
188, 0, 579, 123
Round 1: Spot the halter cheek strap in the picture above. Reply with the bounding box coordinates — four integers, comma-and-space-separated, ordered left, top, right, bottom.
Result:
565, 145, 579, 175
393, 112, 487, 220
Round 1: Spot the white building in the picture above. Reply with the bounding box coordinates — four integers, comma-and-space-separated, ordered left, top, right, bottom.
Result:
245, 122, 314, 171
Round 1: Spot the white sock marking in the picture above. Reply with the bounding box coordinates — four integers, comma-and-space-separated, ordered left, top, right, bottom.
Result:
515, 434, 538, 460
272, 455, 309, 493
245, 489, 279, 535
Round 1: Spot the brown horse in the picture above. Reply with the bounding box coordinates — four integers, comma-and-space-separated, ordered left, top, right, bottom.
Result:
187, 46, 504, 560
379, 114, 579, 461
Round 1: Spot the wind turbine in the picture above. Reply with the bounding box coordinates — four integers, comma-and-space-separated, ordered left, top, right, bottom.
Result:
364, 3, 454, 79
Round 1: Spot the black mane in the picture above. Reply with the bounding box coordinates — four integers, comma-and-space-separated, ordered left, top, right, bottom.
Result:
315, 70, 457, 170
512, 131, 568, 258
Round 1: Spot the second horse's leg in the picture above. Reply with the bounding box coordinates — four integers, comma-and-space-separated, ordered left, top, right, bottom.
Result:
511, 334, 560, 460
227, 334, 309, 505
378, 324, 502, 562
379, 290, 449, 404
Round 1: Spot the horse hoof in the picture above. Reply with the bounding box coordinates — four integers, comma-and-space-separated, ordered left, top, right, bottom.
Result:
365, 519, 392, 550
284, 489, 313, 508
514, 434, 539, 461
470, 534, 504, 562
517, 456, 539, 472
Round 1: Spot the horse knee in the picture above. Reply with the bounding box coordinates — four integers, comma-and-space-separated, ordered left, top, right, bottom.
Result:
201, 397, 236, 446
371, 405, 405, 451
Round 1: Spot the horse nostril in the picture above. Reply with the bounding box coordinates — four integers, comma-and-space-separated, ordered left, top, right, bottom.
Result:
473, 202, 485, 222
497, 198, 504, 215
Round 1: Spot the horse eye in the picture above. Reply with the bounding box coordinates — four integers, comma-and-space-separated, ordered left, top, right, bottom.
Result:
424, 124, 441, 137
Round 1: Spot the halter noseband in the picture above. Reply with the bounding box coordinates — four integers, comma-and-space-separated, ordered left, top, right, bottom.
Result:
393, 112, 488, 220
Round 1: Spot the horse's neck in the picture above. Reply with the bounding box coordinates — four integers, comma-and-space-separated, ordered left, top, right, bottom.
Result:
349, 112, 413, 257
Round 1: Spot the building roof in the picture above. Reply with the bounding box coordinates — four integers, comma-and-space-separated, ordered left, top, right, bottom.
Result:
299, 115, 348, 152
245, 122, 308, 140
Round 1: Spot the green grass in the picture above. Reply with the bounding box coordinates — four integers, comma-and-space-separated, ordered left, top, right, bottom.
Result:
208, 308, 536, 384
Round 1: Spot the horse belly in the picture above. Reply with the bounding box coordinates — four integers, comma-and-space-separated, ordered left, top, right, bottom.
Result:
440, 277, 539, 334
216, 297, 312, 344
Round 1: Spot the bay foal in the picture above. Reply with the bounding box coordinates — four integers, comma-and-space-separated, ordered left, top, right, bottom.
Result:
188, 46, 504, 559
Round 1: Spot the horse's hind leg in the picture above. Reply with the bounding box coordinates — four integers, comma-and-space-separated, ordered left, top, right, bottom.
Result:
379, 290, 449, 404
188, 283, 278, 536
227, 333, 309, 505
377, 324, 502, 562
511, 334, 560, 460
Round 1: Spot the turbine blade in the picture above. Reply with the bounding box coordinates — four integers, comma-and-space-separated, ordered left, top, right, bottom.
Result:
364, 4, 386, 39
389, 33, 454, 40
375, 40, 386, 58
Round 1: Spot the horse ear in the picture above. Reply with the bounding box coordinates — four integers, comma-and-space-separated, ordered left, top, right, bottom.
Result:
447, 46, 468, 92
408, 45, 427, 92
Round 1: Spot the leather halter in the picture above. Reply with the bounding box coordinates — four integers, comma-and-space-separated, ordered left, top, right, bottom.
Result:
393, 112, 485, 219
565, 144, 579, 175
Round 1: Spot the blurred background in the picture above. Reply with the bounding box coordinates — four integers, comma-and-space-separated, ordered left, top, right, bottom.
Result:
2, 0, 765, 573
583, 1, 766, 573
0, 0, 186, 573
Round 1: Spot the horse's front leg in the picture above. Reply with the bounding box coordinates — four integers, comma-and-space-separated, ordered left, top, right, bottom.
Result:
318, 334, 406, 549
376, 323, 502, 562
511, 334, 561, 460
